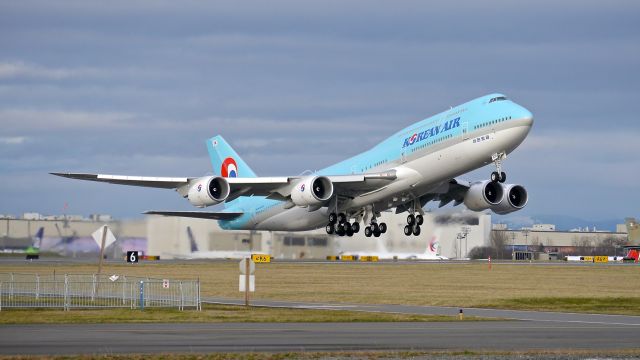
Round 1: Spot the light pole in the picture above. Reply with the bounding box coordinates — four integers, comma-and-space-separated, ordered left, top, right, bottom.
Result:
461, 226, 470, 258
523, 229, 530, 252
456, 233, 463, 259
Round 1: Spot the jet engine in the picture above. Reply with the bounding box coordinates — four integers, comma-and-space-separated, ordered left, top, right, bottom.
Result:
491, 184, 528, 215
463, 180, 504, 212
187, 176, 230, 207
290, 176, 333, 207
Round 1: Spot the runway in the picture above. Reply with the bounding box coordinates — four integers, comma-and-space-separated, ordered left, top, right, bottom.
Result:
1, 321, 639, 355
204, 297, 640, 326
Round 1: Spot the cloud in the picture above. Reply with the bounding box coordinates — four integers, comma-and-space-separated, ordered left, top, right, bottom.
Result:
0, 62, 108, 80
0, 109, 141, 132
0, 1, 639, 220
0, 136, 28, 145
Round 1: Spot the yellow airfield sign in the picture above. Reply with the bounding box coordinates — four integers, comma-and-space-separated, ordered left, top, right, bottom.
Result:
251, 254, 271, 263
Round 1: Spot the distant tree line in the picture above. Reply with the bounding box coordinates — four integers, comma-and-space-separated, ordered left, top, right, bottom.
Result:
468, 232, 628, 260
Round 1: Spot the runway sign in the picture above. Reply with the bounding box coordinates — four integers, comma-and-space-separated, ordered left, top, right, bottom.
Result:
251, 254, 271, 263
360, 256, 379, 262
326, 256, 339, 261
594, 256, 608, 263
239, 275, 255, 292
340, 255, 356, 261
127, 251, 139, 263
239, 258, 256, 275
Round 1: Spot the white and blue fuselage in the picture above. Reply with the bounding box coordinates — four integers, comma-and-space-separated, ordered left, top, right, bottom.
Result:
220, 93, 533, 231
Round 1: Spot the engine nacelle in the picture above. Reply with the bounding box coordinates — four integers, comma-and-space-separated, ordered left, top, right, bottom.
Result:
187, 176, 230, 208
463, 180, 504, 212
290, 176, 333, 207
491, 184, 528, 215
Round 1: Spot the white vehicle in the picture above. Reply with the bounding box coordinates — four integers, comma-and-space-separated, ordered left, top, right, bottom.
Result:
53, 94, 533, 237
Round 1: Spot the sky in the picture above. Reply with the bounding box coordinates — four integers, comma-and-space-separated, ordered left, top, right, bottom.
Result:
1, 1, 639, 225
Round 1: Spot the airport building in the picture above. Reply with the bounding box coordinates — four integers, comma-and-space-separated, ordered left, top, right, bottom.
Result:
146, 211, 492, 260
0, 212, 634, 260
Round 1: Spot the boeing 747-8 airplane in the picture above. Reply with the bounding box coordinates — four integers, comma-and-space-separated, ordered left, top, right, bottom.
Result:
53, 93, 533, 238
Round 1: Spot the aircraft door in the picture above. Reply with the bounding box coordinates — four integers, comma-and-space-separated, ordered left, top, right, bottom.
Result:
462, 121, 469, 140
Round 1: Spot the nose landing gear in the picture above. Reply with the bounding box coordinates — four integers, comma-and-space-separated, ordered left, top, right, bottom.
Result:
490, 152, 507, 183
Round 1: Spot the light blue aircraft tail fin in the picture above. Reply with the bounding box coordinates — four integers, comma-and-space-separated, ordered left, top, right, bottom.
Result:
206, 136, 257, 178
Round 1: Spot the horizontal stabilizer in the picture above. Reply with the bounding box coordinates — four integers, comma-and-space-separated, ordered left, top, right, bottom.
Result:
144, 210, 243, 220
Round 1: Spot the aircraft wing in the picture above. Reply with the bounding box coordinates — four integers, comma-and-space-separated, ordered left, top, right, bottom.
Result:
255, 171, 398, 200
51, 171, 398, 201
394, 177, 471, 214
144, 211, 243, 220
434, 178, 471, 207
50, 173, 191, 189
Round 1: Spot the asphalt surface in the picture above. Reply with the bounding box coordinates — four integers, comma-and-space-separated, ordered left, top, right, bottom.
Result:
203, 297, 640, 326
1, 321, 639, 355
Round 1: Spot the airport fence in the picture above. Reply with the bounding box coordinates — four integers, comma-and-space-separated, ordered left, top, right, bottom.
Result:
0, 273, 201, 311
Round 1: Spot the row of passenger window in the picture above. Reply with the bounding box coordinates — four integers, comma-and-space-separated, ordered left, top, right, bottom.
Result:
474, 116, 512, 130
362, 159, 388, 172
410, 134, 454, 153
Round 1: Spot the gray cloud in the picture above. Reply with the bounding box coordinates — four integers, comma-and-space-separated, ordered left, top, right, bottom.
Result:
0, 0, 639, 221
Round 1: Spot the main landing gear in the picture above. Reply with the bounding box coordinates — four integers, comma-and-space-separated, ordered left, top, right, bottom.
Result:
404, 213, 423, 237
363, 218, 387, 238
326, 212, 362, 237
490, 151, 507, 183
326, 211, 386, 238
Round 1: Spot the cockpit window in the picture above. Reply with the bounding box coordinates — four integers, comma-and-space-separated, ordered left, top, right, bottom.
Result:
489, 96, 507, 103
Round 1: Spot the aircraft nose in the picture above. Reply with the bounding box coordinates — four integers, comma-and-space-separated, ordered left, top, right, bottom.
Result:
514, 105, 534, 127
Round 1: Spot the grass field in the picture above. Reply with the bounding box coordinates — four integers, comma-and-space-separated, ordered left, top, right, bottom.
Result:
1, 261, 639, 314
0, 304, 472, 324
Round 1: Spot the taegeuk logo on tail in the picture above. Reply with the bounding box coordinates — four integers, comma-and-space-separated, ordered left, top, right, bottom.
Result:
221, 157, 238, 178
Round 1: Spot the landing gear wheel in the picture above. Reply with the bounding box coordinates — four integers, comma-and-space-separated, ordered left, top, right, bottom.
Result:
371, 223, 379, 233
352, 222, 360, 233
491, 171, 500, 183
407, 214, 415, 226
364, 227, 372, 237
344, 222, 352, 232
404, 225, 412, 236
416, 215, 424, 226
413, 225, 421, 236
373, 229, 381, 237
346, 228, 354, 237
379, 222, 387, 233
328, 212, 337, 224
499, 171, 507, 183
337, 213, 347, 224
337, 225, 346, 237
325, 223, 334, 234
